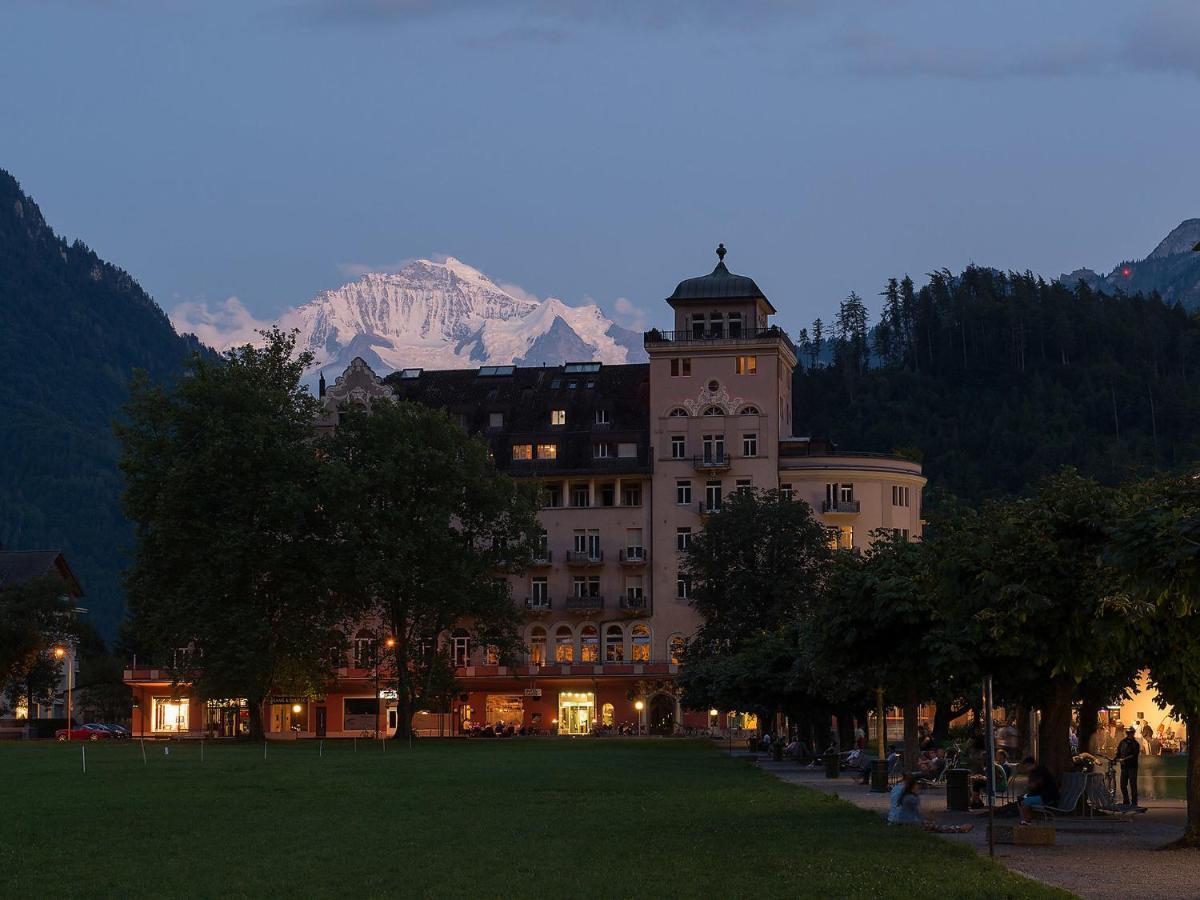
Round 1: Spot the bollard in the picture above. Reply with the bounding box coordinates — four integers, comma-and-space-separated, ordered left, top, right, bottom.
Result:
320, 739, 324, 758
263, 741, 267, 761
81, 745, 86, 774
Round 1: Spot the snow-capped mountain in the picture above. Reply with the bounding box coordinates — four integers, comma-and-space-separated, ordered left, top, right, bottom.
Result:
275, 257, 646, 385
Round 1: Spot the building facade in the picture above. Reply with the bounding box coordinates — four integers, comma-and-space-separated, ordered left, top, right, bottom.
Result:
125, 249, 925, 739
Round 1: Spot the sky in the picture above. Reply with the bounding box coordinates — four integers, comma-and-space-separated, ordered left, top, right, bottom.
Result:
3, 0, 1200, 342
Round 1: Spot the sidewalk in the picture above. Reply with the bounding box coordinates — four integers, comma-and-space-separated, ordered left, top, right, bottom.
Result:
748, 754, 1197, 900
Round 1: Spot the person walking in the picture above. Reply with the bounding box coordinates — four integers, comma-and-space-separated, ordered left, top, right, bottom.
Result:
1114, 725, 1141, 807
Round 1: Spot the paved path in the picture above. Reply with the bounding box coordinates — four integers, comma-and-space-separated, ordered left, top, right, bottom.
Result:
747, 754, 1198, 900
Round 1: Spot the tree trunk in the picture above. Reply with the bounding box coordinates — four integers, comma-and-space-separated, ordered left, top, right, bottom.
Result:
1038, 681, 1076, 776
246, 697, 265, 742
902, 685, 920, 772
1077, 697, 1100, 758
932, 698, 952, 742
1164, 714, 1200, 849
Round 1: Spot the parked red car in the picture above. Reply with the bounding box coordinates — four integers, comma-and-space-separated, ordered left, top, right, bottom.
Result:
54, 724, 113, 742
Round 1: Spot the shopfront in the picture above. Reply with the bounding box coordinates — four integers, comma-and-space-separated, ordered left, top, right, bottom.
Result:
558, 691, 595, 735
485, 694, 524, 727
151, 697, 190, 734
205, 699, 249, 737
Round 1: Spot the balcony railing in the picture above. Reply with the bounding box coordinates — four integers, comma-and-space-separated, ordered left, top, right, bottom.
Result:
530, 551, 552, 566
692, 454, 731, 471
565, 550, 604, 566
525, 596, 551, 612
643, 326, 796, 356
618, 547, 646, 564
697, 501, 722, 516
619, 593, 649, 612
565, 594, 605, 611
822, 499, 860, 514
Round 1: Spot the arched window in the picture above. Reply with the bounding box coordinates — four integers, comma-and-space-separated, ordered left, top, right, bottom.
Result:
580, 624, 599, 663
631, 624, 651, 662
602, 702, 615, 727
605, 624, 625, 662
739, 405, 760, 415
667, 407, 688, 418
555, 625, 574, 663
702, 405, 724, 417
529, 626, 546, 666
670, 635, 686, 666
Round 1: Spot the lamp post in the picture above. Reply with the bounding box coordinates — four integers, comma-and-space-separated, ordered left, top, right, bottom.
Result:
54, 645, 72, 740
384, 636, 396, 740
634, 699, 645, 735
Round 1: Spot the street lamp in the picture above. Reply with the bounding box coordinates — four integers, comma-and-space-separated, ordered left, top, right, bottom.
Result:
54, 646, 71, 740
634, 699, 645, 735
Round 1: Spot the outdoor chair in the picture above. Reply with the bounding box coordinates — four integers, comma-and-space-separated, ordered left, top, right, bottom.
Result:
1031, 772, 1087, 819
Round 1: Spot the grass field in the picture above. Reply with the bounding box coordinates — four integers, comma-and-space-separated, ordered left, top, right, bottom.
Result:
0, 738, 1066, 899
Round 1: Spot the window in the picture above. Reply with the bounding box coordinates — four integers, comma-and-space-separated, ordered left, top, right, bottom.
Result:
677, 574, 691, 599
621, 484, 642, 506
736, 478, 751, 495
742, 433, 758, 457
489, 412, 504, 428
580, 624, 599, 662
564, 361, 601, 373
676, 480, 692, 505
571, 483, 590, 507
354, 634, 376, 669
478, 365, 515, 376
676, 527, 692, 551
668, 407, 689, 417
595, 409, 610, 425
529, 627, 547, 666
728, 312, 742, 337
691, 314, 706, 339
740, 405, 760, 415
702, 405, 724, 417
555, 626, 574, 663
550, 378, 561, 389
594, 441, 612, 458
708, 313, 725, 338
702, 433, 725, 463
530, 577, 548, 607
736, 355, 757, 375
399, 368, 422, 379
551, 409, 566, 426
671, 435, 686, 459
536, 530, 549, 559
617, 442, 637, 458
631, 624, 650, 662
536, 443, 557, 460
670, 357, 692, 377
892, 485, 910, 507
573, 575, 600, 596
830, 525, 854, 551
893, 528, 911, 541
567, 380, 578, 389
626, 528, 643, 555
705, 481, 722, 512
605, 625, 624, 662
839, 483, 855, 503
600, 482, 615, 507
670, 635, 686, 666
780, 483, 794, 501
452, 632, 470, 667
485, 644, 500, 665
602, 702, 615, 727
512, 444, 532, 461
587, 530, 601, 559
152, 697, 189, 734
544, 484, 563, 508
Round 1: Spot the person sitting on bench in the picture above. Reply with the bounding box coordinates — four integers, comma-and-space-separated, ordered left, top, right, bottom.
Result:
1018, 760, 1059, 824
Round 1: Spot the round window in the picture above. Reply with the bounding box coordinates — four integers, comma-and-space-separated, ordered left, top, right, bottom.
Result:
707, 379, 720, 392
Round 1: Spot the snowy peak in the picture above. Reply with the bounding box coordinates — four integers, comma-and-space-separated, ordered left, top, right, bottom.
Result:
281, 257, 645, 385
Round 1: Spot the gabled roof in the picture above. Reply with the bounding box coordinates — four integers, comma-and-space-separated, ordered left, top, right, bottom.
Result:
0, 550, 84, 597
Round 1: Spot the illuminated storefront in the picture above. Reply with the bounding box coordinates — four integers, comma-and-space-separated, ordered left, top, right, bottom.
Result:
152, 697, 189, 733
558, 691, 595, 735
485, 694, 524, 727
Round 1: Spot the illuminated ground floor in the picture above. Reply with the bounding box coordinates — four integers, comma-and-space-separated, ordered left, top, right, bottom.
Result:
123, 663, 713, 739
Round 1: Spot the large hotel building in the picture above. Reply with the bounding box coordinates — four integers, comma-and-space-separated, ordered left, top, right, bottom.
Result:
125, 249, 925, 739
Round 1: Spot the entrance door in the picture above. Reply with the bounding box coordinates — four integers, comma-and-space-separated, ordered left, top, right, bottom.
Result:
650, 695, 676, 736
557, 692, 595, 735
315, 707, 327, 738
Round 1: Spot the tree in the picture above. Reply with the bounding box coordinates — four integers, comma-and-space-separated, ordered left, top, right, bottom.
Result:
119, 329, 342, 740
1108, 472, 1200, 847
0, 575, 74, 717
929, 470, 1138, 775
322, 400, 541, 739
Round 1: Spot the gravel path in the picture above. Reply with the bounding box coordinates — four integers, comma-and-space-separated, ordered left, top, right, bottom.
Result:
751, 755, 1199, 900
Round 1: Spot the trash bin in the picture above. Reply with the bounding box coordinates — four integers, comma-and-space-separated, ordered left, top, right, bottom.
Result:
824, 751, 840, 779
870, 759, 890, 792
772, 741, 783, 762
946, 768, 970, 811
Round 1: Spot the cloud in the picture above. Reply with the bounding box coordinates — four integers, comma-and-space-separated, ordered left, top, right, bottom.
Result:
170, 296, 276, 350
495, 280, 540, 304
336, 258, 418, 277
613, 296, 648, 331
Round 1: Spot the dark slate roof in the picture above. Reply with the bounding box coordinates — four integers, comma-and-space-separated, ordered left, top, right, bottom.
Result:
0, 550, 83, 596
383, 363, 651, 477
667, 260, 770, 305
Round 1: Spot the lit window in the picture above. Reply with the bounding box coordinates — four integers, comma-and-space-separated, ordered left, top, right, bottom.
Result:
743, 433, 758, 457
605, 625, 624, 662
488, 412, 504, 428
529, 627, 547, 666
829, 525, 854, 551
580, 625, 599, 663
512, 444, 533, 461
555, 626, 574, 662
551, 409, 566, 426
602, 702, 615, 726
676, 480, 692, 504
670, 358, 692, 377
736, 355, 757, 375
670, 636, 686, 665
151, 697, 189, 733
671, 435, 686, 459
631, 624, 650, 662
537, 443, 557, 460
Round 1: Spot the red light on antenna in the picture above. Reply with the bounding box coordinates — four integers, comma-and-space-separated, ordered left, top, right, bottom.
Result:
1122, 267, 1132, 277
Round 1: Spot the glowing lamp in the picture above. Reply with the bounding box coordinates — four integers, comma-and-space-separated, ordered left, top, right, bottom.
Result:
634, 700, 645, 711
53, 646, 66, 659
385, 636, 396, 648
710, 709, 719, 716
292, 703, 302, 714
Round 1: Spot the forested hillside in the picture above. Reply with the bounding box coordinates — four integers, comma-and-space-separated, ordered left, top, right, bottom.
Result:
795, 267, 1200, 502
0, 170, 202, 639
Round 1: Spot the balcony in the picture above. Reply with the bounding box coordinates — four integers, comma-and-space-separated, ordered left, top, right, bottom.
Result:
697, 501, 722, 517
822, 499, 860, 514
643, 326, 797, 357
524, 596, 551, 613
565, 550, 604, 566
530, 550, 552, 567
618, 547, 646, 565
619, 593, 649, 615
565, 594, 605, 612
692, 454, 731, 472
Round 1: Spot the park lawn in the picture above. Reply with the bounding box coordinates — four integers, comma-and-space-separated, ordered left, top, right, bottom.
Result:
0, 739, 1066, 899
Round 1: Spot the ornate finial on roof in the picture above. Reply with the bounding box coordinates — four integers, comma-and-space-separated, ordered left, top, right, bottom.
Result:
716, 243, 727, 262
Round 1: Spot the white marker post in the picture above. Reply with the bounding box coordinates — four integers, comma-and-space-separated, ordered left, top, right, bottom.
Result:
140, 739, 147, 765
263, 741, 267, 761
319, 739, 324, 758
81, 745, 86, 774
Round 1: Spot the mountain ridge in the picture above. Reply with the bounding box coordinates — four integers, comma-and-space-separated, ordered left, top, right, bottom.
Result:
1059, 218, 1200, 309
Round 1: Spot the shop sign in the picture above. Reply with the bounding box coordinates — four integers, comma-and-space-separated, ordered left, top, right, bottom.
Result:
523, 688, 543, 698
269, 695, 322, 704
378, 689, 399, 700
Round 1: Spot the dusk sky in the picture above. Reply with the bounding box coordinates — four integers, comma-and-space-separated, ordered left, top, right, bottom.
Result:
4, 0, 1200, 341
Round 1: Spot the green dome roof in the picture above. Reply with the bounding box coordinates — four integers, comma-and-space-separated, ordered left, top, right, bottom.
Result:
667, 245, 769, 304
